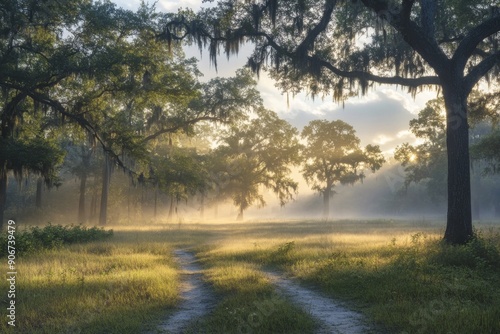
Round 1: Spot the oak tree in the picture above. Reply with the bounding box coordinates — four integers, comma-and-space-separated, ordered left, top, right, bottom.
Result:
302, 120, 384, 219
215, 107, 301, 220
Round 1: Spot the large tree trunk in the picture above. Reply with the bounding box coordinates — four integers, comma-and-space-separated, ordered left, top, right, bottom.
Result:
0, 170, 7, 230
99, 153, 111, 226
322, 181, 333, 220
90, 183, 98, 222
36, 177, 43, 209
78, 172, 87, 224
443, 87, 473, 244
471, 167, 481, 221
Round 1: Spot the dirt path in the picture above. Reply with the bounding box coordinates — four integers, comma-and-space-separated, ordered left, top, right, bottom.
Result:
152, 250, 215, 334
151, 251, 373, 334
265, 270, 374, 334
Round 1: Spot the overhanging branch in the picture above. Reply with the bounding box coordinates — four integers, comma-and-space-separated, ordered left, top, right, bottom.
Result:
452, 15, 500, 73
464, 51, 500, 94
361, 0, 448, 74
23, 89, 136, 175
142, 116, 225, 142
255, 30, 441, 88
317, 55, 440, 87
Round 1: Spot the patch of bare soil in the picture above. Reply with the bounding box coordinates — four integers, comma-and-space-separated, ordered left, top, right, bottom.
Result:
265, 270, 375, 334
151, 250, 215, 334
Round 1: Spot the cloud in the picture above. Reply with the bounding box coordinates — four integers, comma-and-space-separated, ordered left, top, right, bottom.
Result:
112, 0, 206, 12
373, 134, 395, 145
157, 0, 204, 12
282, 89, 419, 155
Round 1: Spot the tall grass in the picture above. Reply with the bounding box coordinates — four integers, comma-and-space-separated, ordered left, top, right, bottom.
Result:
0, 228, 184, 334
184, 245, 317, 333
191, 220, 500, 334
1, 220, 498, 333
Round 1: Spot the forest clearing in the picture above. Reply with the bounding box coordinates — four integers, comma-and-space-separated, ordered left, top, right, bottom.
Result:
2, 0, 500, 333
1, 219, 499, 333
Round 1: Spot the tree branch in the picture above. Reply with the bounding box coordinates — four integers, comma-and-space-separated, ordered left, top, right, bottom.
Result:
21, 89, 136, 174
464, 50, 500, 94
295, 0, 335, 58
142, 116, 225, 142
452, 14, 500, 73
166, 1, 441, 89
315, 55, 440, 87
361, 0, 449, 74
420, 0, 436, 37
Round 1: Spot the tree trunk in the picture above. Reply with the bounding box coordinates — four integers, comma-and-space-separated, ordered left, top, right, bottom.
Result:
322, 189, 330, 220
168, 197, 174, 220
99, 153, 111, 226
200, 193, 205, 220
471, 167, 481, 221
78, 172, 87, 224
154, 186, 158, 219
236, 206, 244, 220
443, 87, 473, 244
36, 177, 43, 209
90, 184, 98, 222
0, 170, 7, 230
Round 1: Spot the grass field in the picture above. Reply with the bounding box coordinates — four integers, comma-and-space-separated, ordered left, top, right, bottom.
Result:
1, 219, 499, 333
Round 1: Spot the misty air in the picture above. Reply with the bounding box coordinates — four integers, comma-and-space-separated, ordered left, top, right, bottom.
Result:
1, 1, 499, 333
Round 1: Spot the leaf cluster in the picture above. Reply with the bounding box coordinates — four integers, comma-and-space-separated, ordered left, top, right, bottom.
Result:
215, 107, 302, 211
301, 119, 385, 195
0, 137, 65, 186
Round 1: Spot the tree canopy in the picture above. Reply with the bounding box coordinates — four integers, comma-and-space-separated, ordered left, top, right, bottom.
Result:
215, 107, 301, 220
302, 119, 384, 218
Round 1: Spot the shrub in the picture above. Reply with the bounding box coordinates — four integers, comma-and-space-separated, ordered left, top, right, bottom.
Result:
0, 224, 113, 257
430, 232, 500, 270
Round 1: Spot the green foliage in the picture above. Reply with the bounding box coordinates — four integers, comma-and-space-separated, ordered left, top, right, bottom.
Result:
166, 0, 498, 244
430, 230, 500, 269
215, 107, 302, 217
396, 97, 500, 197
271, 241, 296, 264
152, 147, 209, 201
177, 0, 499, 100
301, 119, 385, 196
0, 137, 65, 185
471, 129, 500, 174
0, 224, 113, 256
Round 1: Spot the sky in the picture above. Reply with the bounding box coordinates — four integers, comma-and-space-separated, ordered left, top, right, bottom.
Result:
111, 0, 438, 157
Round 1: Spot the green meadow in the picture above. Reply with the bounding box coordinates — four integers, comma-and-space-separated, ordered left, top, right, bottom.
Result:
1, 220, 499, 333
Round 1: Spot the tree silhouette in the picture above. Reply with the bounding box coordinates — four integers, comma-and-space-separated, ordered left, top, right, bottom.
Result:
302, 120, 384, 219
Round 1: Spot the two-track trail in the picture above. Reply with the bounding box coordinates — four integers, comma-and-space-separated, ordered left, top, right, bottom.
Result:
265, 270, 375, 334
152, 249, 215, 334
153, 250, 374, 334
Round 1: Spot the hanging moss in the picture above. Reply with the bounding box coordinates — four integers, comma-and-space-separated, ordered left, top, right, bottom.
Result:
0, 137, 65, 186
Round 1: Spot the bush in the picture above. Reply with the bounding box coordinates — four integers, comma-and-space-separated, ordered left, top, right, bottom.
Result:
0, 224, 113, 257
430, 232, 500, 270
